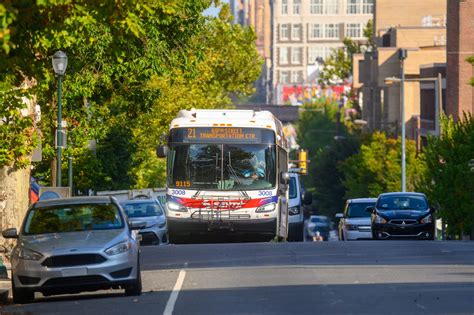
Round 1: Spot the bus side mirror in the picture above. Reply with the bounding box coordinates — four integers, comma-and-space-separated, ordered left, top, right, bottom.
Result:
280, 171, 290, 185
302, 191, 312, 205
156, 145, 169, 158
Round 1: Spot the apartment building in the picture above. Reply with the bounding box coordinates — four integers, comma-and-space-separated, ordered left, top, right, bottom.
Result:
231, 0, 273, 102
272, 0, 373, 103
357, 0, 447, 138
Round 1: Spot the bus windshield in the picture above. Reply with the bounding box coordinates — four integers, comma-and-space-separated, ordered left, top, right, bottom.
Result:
168, 143, 276, 190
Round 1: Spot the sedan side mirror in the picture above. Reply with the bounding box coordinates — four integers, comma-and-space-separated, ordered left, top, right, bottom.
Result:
2, 228, 18, 239
335, 213, 343, 218
365, 206, 375, 213
302, 191, 312, 205
156, 145, 169, 158
129, 221, 146, 230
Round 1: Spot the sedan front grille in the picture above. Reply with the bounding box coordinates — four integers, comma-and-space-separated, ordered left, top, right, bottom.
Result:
43, 275, 108, 287
42, 254, 107, 268
389, 219, 418, 225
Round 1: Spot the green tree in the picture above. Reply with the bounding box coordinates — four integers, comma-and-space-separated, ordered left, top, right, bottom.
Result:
417, 114, 474, 237
467, 56, 474, 86
341, 132, 422, 198
1, 1, 261, 192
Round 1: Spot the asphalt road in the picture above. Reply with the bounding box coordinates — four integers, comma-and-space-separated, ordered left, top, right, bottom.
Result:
1, 241, 474, 315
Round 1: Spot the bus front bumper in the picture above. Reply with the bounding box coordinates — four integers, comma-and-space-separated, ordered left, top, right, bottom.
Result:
167, 217, 277, 235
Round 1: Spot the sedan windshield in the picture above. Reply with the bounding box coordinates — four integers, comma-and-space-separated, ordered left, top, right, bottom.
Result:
347, 203, 375, 218
23, 203, 124, 235
377, 195, 428, 210
121, 202, 164, 218
168, 143, 276, 190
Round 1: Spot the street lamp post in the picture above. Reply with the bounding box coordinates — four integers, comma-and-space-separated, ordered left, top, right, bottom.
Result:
398, 49, 408, 192
52, 51, 68, 187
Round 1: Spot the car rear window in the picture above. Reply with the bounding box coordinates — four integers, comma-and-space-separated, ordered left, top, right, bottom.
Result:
23, 203, 124, 235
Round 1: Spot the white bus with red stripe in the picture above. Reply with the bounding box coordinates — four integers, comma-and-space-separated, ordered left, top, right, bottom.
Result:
157, 109, 290, 242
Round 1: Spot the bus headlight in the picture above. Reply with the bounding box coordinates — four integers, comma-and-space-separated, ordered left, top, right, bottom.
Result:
167, 201, 188, 212
256, 202, 276, 213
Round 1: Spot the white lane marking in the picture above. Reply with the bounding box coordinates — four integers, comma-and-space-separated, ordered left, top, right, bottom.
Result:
163, 264, 187, 315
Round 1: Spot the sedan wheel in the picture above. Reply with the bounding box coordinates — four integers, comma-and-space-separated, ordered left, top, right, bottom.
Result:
12, 278, 34, 304
125, 260, 142, 296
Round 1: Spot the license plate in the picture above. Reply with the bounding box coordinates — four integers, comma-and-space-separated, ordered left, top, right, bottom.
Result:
61, 268, 88, 277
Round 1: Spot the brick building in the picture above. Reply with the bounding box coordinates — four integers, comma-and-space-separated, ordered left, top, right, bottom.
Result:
446, 0, 474, 119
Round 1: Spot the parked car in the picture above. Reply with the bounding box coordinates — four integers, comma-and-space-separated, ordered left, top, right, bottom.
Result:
120, 198, 168, 245
2, 196, 143, 304
287, 172, 312, 242
368, 192, 435, 240
336, 198, 376, 241
305, 215, 332, 241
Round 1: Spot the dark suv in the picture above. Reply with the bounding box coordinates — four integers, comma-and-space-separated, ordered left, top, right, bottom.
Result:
368, 192, 435, 240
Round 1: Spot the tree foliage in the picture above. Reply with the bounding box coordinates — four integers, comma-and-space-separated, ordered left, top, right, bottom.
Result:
468, 56, 474, 87
1, 0, 262, 191
341, 132, 422, 198
417, 114, 474, 236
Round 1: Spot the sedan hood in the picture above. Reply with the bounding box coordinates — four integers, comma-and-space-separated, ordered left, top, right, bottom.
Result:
20, 229, 125, 253
377, 210, 430, 220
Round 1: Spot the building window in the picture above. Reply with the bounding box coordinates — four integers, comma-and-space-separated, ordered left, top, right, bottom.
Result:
310, 0, 323, 14
281, 0, 288, 15
362, 0, 373, 14
280, 24, 289, 40
280, 71, 290, 83
345, 23, 362, 38
291, 24, 301, 40
347, 0, 360, 14
279, 47, 289, 64
325, 0, 338, 14
308, 46, 339, 64
309, 24, 323, 39
325, 24, 339, 38
291, 71, 300, 83
293, 0, 301, 14
291, 47, 302, 64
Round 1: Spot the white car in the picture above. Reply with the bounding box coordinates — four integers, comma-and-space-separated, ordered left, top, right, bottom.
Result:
336, 198, 376, 241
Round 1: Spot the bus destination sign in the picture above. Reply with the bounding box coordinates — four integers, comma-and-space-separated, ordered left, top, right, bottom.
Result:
171, 127, 275, 144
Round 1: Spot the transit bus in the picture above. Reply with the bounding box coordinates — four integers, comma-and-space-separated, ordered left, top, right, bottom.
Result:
157, 109, 290, 242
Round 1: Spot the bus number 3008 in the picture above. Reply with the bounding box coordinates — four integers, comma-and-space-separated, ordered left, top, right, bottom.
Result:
171, 189, 186, 196
258, 191, 272, 197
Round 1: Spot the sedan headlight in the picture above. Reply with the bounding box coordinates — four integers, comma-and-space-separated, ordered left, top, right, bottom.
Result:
256, 202, 276, 213
375, 215, 387, 224
289, 206, 300, 215
167, 201, 188, 212
420, 215, 433, 224
17, 248, 43, 261
105, 240, 131, 256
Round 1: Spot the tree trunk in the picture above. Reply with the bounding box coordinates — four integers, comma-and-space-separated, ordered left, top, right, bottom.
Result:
0, 164, 31, 246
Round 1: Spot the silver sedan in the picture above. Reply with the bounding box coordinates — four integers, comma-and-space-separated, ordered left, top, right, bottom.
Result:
2, 196, 143, 304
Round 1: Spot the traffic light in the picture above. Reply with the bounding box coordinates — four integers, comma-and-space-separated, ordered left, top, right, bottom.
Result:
298, 149, 307, 175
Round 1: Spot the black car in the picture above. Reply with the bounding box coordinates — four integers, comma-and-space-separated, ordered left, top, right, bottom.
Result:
368, 192, 435, 240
